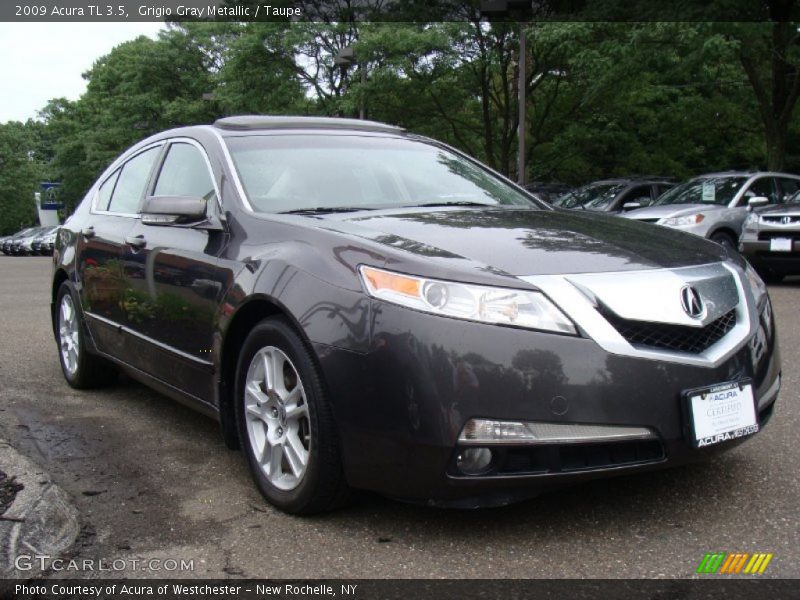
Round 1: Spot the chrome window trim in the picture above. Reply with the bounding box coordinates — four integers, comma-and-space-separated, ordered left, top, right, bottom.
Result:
154, 136, 223, 213
90, 137, 223, 217
518, 262, 757, 368
203, 125, 255, 213
90, 141, 165, 217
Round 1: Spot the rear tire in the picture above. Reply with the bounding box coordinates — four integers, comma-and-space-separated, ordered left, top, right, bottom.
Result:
235, 317, 350, 514
55, 282, 118, 389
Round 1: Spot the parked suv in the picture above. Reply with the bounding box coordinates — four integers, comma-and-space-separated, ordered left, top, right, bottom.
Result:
552, 178, 675, 213
740, 193, 800, 282
624, 172, 800, 251
52, 116, 779, 514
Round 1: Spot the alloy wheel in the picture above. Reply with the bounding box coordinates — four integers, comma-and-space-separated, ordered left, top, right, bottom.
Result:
243, 346, 311, 491
59, 293, 80, 377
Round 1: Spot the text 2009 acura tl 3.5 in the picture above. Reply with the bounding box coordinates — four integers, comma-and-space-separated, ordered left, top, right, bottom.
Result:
51, 116, 780, 514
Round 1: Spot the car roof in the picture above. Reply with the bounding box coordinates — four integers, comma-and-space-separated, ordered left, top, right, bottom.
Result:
693, 171, 800, 178
213, 115, 405, 135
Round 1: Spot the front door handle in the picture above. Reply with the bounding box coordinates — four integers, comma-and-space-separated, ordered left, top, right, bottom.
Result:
81, 227, 95, 239
125, 235, 147, 249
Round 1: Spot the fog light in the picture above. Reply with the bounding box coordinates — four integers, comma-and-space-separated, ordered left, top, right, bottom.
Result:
456, 447, 493, 475
459, 418, 656, 445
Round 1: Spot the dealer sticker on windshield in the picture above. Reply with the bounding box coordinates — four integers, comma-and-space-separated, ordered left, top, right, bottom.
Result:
686, 381, 758, 448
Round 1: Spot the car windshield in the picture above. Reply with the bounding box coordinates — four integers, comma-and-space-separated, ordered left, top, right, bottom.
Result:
224, 135, 537, 213
553, 183, 626, 209
653, 176, 748, 206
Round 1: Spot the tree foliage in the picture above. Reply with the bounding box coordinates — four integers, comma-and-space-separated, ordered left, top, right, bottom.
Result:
3, 19, 800, 228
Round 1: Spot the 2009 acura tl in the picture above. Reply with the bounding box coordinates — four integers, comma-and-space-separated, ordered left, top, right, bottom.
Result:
52, 116, 780, 513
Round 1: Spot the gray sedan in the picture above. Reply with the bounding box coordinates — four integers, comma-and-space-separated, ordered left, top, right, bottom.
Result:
623, 171, 800, 251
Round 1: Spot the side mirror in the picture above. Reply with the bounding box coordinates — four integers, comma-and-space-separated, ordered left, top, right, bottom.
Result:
747, 196, 769, 211
622, 201, 642, 211
141, 196, 207, 225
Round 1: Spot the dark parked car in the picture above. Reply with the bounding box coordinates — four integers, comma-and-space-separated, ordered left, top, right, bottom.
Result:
552, 178, 675, 213
523, 181, 573, 204
52, 116, 779, 514
740, 194, 800, 282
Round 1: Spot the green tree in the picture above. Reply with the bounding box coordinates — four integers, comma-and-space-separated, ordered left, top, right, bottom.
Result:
0, 122, 42, 234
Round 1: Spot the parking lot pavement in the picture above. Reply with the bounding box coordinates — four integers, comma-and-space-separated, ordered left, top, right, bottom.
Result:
0, 255, 798, 579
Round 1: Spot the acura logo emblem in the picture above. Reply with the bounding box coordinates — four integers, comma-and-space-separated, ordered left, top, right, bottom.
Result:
783, 216, 792, 225
680, 285, 705, 319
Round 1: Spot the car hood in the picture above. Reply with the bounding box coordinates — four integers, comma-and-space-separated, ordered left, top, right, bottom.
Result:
624, 203, 725, 220
313, 207, 725, 276
756, 202, 800, 216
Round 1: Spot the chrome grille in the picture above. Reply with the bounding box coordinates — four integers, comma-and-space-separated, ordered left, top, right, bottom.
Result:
600, 307, 737, 354
762, 215, 800, 225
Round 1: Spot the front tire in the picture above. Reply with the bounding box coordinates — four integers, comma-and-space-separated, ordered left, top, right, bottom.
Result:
235, 317, 349, 514
756, 268, 784, 284
710, 231, 737, 252
55, 282, 117, 389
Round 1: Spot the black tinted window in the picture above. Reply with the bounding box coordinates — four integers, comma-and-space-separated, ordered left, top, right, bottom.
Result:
744, 177, 779, 204
107, 147, 160, 214
623, 185, 653, 204
779, 178, 800, 202
154, 143, 216, 202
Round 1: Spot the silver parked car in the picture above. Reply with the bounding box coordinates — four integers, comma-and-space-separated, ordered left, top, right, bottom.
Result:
623, 172, 800, 251
740, 193, 800, 282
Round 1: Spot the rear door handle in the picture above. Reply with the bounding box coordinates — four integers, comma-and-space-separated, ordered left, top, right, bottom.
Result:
81, 227, 95, 239
125, 235, 147, 249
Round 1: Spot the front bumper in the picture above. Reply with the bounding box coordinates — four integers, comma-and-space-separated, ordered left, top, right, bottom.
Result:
316, 301, 780, 505
740, 239, 800, 275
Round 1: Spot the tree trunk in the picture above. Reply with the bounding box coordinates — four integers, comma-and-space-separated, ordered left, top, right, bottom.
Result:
766, 123, 787, 171
737, 5, 800, 172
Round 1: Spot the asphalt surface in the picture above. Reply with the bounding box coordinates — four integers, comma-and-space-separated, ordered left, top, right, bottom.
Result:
1, 256, 798, 579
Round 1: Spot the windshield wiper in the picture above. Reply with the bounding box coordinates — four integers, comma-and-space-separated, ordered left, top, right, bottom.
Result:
404, 201, 497, 208
279, 206, 375, 215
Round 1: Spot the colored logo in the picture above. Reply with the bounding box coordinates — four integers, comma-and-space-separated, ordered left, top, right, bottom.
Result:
696, 552, 773, 574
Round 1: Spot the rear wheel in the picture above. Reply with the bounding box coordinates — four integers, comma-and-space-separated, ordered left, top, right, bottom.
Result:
55, 282, 118, 389
235, 317, 349, 514
710, 231, 737, 252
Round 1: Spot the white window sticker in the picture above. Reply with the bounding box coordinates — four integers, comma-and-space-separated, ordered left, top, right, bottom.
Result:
701, 182, 715, 202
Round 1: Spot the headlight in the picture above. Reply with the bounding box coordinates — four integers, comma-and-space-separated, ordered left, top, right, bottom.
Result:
659, 214, 705, 227
359, 265, 577, 335
744, 262, 767, 306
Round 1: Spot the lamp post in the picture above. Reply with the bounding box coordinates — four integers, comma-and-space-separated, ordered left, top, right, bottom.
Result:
480, 0, 531, 185
334, 46, 366, 120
